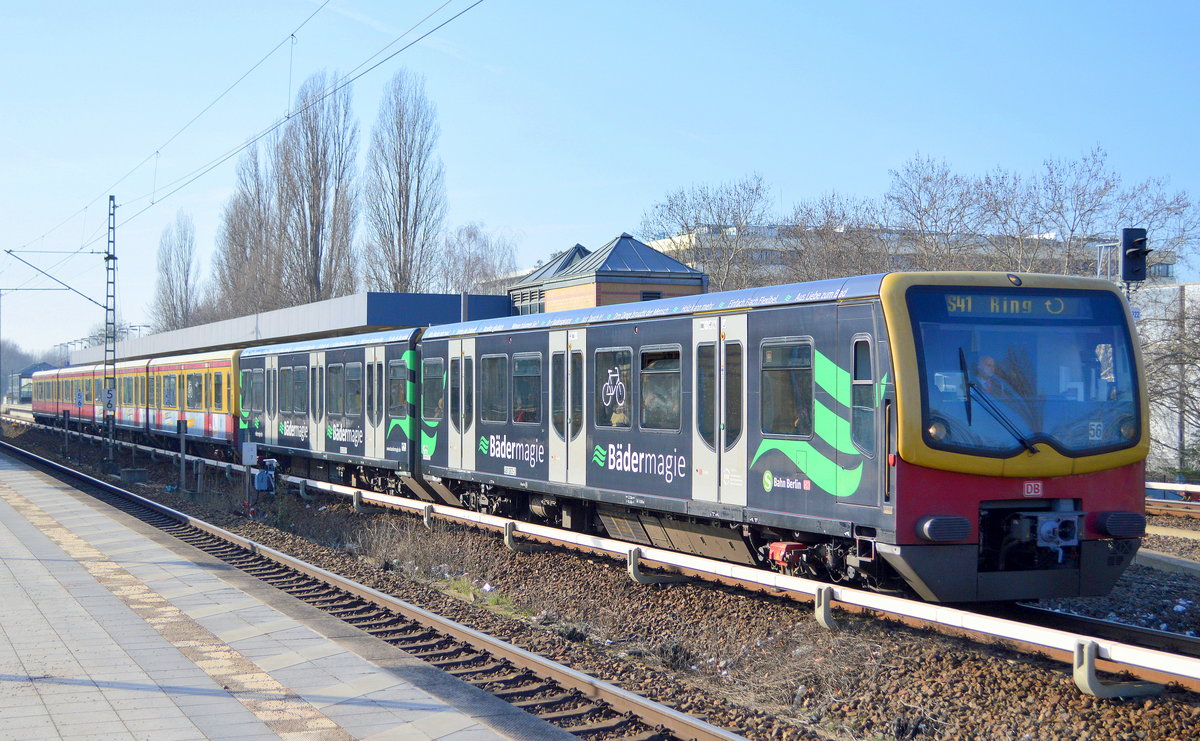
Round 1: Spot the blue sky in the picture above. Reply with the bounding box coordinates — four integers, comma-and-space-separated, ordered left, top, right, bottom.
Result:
1, 1, 1197, 352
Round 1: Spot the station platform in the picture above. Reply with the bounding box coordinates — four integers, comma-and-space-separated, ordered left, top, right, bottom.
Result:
0, 451, 570, 741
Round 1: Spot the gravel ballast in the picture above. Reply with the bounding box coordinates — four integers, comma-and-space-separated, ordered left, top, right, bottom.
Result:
5, 425, 1199, 741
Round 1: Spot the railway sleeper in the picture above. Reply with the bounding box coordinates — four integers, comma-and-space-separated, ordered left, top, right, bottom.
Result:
361, 618, 409, 633
491, 681, 557, 700
411, 647, 468, 662
393, 637, 451, 652
446, 661, 509, 678
559, 713, 634, 735
512, 693, 576, 711
344, 611, 393, 627
431, 653, 488, 670
468, 671, 536, 689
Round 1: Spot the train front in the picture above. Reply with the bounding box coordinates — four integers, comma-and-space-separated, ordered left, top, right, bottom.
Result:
881, 272, 1148, 602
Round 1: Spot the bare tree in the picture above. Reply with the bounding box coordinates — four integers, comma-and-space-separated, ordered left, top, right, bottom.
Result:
1037, 146, 1117, 275
363, 70, 446, 293
778, 191, 894, 282
886, 154, 982, 271
435, 223, 518, 293
974, 167, 1052, 272
150, 211, 199, 331
209, 140, 285, 318
640, 174, 776, 291
278, 71, 359, 303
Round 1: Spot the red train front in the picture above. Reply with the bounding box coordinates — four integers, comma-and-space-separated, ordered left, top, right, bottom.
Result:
876, 273, 1147, 601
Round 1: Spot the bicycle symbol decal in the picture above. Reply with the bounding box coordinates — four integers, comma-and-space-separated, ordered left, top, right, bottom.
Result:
601, 368, 626, 408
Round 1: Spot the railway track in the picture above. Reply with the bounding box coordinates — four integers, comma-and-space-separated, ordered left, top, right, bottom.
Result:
6, 418, 1200, 698
981, 603, 1200, 660
0, 438, 745, 741
1146, 497, 1200, 519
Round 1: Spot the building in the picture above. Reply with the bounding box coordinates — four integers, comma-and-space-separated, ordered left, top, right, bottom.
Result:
508, 233, 707, 315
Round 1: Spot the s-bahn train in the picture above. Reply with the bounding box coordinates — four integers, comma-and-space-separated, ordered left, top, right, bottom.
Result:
32, 272, 1149, 602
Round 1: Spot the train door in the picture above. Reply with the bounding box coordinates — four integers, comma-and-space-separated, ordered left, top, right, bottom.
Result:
692, 314, 748, 506
364, 345, 386, 459
308, 352, 325, 456
836, 303, 879, 507
548, 330, 586, 486
447, 338, 476, 472
264, 355, 278, 445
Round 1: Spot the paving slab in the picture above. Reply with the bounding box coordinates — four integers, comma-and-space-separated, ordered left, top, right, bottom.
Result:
0, 450, 572, 740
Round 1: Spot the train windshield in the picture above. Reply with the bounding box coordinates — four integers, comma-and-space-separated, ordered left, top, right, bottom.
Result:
906, 286, 1139, 457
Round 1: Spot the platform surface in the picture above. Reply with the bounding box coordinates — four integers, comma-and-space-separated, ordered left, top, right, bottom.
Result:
0, 451, 570, 740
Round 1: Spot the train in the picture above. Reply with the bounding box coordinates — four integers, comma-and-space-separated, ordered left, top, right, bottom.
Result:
32, 271, 1149, 602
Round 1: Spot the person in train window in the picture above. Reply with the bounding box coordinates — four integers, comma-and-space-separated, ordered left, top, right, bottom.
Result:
974, 354, 1015, 397
609, 403, 629, 427
515, 391, 538, 422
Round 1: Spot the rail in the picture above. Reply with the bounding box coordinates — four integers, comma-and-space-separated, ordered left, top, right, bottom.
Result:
0, 436, 745, 741
6, 416, 1200, 695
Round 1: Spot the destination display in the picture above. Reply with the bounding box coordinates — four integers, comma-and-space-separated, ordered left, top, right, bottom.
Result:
942, 293, 1093, 319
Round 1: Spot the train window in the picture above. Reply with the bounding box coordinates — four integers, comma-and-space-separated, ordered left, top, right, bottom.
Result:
640, 347, 681, 431
463, 357, 474, 429
450, 358, 461, 432
240, 371, 250, 410
123, 377, 134, 406
346, 363, 363, 416
724, 342, 743, 451
375, 362, 383, 424
696, 343, 716, 448
294, 367, 307, 414
164, 375, 178, 409
851, 339, 874, 452
251, 369, 264, 412
512, 354, 541, 424
84, 378, 93, 403
422, 358, 444, 420
213, 372, 223, 411
280, 367, 293, 412
479, 355, 507, 423
309, 367, 318, 418
366, 363, 376, 423
551, 353, 565, 439
387, 361, 407, 418
569, 351, 583, 439
327, 364, 345, 415
761, 341, 813, 437
594, 348, 631, 428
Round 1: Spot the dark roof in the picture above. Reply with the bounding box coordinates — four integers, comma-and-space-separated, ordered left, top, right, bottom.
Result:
512, 244, 591, 287
554, 233, 701, 280
424, 273, 887, 339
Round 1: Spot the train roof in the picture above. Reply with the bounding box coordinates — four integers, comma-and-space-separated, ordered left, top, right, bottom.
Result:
422, 273, 888, 340
242, 327, 418, 357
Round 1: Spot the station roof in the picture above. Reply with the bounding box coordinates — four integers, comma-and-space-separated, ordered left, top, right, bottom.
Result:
539, 233, 705, 289
71, 292, 510, 364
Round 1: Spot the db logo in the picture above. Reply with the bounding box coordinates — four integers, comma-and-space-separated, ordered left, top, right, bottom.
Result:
1023, 481, 1043, 497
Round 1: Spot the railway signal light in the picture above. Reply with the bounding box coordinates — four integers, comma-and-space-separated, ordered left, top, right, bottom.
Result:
1120, 228, 1151, 282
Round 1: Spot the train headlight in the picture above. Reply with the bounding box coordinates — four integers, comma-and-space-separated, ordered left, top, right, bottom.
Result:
927, 420, 948, 441
1118, 418, 1137, 441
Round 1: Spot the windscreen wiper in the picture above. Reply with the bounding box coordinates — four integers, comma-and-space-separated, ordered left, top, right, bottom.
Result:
958, 347, 1038, 454
957, 348, 973, 425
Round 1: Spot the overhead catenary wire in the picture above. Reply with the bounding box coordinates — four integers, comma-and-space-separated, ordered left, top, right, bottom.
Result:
6, 0, 486, 307
11, 0, 333, 255
98, 0, 487, 239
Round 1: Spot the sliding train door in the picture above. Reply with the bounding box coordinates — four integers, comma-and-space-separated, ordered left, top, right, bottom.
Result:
447, 338, 475, 472
692, 314, 748, 506
549, 329, 586, 486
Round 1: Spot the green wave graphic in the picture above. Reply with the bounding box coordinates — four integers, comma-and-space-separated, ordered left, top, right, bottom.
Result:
751, 439, 863, 497
813, 349, 852, 408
